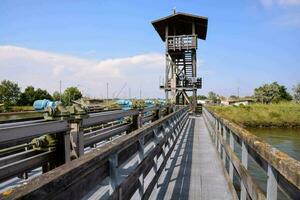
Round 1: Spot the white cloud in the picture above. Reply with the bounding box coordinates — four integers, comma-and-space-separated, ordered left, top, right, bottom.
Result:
278, 0, 300, 5
276, 13, 300, 26
0, 46, 165, 98
260, 0, 300, 7
260, 0, 273, 7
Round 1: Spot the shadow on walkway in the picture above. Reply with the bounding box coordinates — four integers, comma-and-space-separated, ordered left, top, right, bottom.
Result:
156, 118, 195, 199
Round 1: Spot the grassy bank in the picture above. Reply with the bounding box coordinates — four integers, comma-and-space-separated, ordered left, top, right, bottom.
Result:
207, 103, 300, 128
0, 106, 34, 113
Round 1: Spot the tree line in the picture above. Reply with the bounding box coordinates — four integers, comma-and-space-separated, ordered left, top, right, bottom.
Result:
1, 79, 300, 111
199, 82, 300, 104
0, 80, 82, 110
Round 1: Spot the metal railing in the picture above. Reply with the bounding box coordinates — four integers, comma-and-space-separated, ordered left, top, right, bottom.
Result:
1, 106, 189, 200
203, 106, 300, 200
167, 35, 197, 51
0, 105, 174, 189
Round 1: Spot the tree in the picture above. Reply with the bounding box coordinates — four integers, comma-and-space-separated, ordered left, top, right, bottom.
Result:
293, 83, 300, 103
34, 88, 52, 100
0, 80, 21, 109
52, 91, 61, 101
207, 91, 218, 103
17, 86, 52, 106
229, 95, 239, 100
279, 84, 292, 101
62, 87, 82, 105
17, 86, 36, 105
254, 82, 292, 104
197, 95, 207, 100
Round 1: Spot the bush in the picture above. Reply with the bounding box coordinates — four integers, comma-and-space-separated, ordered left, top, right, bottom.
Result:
208, 102, 300, 128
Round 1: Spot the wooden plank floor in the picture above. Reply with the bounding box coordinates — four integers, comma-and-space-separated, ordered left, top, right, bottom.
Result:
150, 116, 233, 200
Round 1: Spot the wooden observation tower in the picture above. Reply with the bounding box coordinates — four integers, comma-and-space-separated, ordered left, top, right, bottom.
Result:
152, 12, 208, 112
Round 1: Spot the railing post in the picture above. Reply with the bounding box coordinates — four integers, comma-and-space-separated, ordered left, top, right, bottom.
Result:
241, 141, 248, 200
215, 120, 219, 146
70, 120, 84, 158
222, 126, 227, 165
174, 115, 180, 136
63, 131, 71, 163
109, 154, 120, 195
229, 131, 234, 181
153, 128, 160, 190
163, 122, 171, 156
155, 106, 162, 120
169, 118, 176, 145
131, 109, 143, 131
218, 123, 222, 154
267, 164, 278, 200
139, 110, 144, 128
138, 136, 145, 198
153, 128, 160, 145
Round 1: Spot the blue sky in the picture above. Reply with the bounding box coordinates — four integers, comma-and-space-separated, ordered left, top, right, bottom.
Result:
0, 0, 299, 98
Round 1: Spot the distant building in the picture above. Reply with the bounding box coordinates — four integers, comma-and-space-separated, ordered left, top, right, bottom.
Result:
221, 98, 254, 106
197, 99, 209, 104
78, 98, 104, 105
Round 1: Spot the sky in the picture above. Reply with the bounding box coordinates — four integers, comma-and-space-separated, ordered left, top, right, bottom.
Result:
0, 0, 299, 98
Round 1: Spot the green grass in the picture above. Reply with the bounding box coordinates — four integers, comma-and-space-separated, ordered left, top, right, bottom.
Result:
207, 103, 300, 128
9, 106, 35, 112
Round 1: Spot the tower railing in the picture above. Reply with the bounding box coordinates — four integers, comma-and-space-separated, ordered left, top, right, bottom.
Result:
167, 35, 197, 51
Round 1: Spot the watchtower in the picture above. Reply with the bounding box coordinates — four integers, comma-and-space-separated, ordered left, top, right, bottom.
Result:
152, 12, 208, 112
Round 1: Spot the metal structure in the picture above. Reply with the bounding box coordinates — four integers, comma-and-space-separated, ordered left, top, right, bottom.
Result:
152, 12, 208, 112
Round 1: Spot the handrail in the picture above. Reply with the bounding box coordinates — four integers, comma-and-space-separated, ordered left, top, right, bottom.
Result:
0, 105, 174, 191
203, 106, 300, 200
167, 34, 197, 51
1, 107, 189, 200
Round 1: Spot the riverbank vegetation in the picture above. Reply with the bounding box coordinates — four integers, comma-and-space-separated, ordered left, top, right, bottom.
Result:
208, 103, 300, 128
204, 82, 300, 127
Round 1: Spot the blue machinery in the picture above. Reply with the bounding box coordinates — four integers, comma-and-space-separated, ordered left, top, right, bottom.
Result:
33, 99, 60, 112
33, 99, 166, 113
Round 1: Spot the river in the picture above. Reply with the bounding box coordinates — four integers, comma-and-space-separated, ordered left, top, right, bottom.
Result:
248, 128, 300, 161
241, 128, 300, 199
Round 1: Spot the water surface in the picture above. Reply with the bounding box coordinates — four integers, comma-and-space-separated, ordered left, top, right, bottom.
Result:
248, 128, 300, 161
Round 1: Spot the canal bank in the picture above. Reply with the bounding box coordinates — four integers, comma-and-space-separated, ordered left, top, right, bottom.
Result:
207, 103, 300, 128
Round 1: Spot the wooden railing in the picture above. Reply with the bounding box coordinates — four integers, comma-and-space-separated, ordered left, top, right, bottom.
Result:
0, 105, 174, 189
203, 106, 300, 200
1, 106, 189, 200
167, 35, 197, 51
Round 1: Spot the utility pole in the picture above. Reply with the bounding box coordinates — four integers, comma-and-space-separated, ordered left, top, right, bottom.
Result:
59, 80, 62, 101
106, 83, 109, 100
139, 88, 142, 100
129, 88, 131, 99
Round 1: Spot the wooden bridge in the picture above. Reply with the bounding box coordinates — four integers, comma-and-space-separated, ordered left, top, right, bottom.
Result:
0, 105, 299, 200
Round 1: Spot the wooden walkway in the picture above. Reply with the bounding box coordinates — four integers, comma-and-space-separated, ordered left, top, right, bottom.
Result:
150, 116, 233, 200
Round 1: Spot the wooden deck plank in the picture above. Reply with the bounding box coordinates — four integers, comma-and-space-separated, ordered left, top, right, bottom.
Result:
150, 116, 233, 200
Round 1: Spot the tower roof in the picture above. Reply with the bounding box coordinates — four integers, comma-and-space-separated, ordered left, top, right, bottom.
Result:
152, 12, 208, 41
